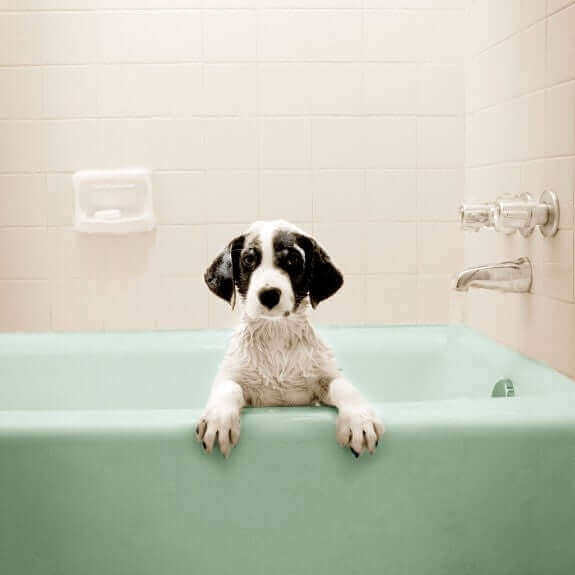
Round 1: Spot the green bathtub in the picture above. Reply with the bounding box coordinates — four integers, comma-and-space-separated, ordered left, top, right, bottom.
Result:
1, 325, 575, 575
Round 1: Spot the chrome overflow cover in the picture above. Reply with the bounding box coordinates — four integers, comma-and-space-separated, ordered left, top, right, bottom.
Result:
491, 378, 516, 398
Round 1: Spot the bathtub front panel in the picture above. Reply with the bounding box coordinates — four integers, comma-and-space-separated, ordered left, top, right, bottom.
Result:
1, 407, 575, 575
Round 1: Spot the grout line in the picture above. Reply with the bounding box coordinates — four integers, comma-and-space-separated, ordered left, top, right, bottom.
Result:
0, 278, 49, 282
471, 28, 522, 60
255, 1, 263, 220
0, 167, 474, 175
545, 76, 575, 93
468, 78, 575, 118
0, 219, 462, 231
468, 89, 546, 117
546, 0, 575, 17
0, 59, 464, 69
467, 153, 575, 169
359, 0, 367, 329
0, 113, 465, 122
0, 7, 468, 15
469, 11, 550, 64
544, 0, 549, 156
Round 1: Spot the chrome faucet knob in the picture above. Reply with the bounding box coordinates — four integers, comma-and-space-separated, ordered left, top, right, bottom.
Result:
492, 194, 539, 236
459, 203, 494, 231
493, 192, 559, 237
460, 191, 559, 237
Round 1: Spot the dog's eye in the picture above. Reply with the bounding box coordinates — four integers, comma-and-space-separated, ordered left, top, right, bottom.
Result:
242, 252, 256, 269
285, 253, 301, 269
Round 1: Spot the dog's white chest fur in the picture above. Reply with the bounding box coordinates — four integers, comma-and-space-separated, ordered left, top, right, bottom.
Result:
220, 312, 339, 407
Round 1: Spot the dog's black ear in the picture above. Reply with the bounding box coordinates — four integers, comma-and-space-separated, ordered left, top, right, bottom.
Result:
204, 235, 245, 308
297, 235, 343, 309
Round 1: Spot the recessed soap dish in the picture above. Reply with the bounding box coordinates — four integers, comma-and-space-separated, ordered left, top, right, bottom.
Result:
73, 168, 155, 234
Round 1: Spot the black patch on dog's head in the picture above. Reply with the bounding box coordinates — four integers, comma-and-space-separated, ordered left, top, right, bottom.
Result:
273, 230, 309, 309
273, 230, 343, 309
233, 236, 262, 299
205, 234, 264, 306
204, 235, 246, 306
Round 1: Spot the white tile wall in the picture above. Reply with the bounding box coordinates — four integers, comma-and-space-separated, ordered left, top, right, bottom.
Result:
0, 280, 51, 331
366, 171, 418, 221
365, 275, 419, 324
259, 11, 363, 61
0, 69, 43, 119
260, 172, 314, 221
0, 175, 46, 227
365, 222, 418, 274
0, 1, 466, 332
463, 0, 575, 379
0, 229, 49, 279
364, 64, 419, 115
204, 11, 258, 61
261, 119, 311, 169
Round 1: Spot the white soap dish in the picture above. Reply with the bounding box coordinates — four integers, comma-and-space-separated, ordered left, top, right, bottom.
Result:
73, 168, 155, 234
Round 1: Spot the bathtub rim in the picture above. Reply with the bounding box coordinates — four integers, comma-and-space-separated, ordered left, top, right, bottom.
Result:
2, 395, 575, 437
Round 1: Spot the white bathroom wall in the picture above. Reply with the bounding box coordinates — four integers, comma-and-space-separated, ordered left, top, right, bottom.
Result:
463, 0, 575, 378
0, 1, 465, 331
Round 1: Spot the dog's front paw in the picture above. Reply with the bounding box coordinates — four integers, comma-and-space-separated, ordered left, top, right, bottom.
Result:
195, 406, 240, 458
336, 406, 384, 458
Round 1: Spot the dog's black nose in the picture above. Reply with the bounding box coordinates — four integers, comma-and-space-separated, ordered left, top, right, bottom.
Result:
259, 288, 281, 309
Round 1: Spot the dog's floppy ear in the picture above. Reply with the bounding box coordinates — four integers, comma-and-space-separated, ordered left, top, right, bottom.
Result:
297, 234, 343, 309
204, 235, 245, 308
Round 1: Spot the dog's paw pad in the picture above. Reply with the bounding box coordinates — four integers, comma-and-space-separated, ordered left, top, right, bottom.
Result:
336, 407, 384, 457
196, 408, 241, 457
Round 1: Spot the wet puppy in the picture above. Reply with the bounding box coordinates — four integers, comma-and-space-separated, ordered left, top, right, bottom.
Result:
197, 220, 384, 458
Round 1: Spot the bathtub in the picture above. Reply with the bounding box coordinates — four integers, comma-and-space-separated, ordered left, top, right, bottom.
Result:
1, 325, 575, 575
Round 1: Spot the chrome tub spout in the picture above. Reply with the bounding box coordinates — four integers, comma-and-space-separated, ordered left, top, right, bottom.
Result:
454, 257, 532, 293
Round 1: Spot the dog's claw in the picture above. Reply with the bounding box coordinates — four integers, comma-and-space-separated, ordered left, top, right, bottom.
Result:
197, 408, 241, 457
336, 406, 383, 457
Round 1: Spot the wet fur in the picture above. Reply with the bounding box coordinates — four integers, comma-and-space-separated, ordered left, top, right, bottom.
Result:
198, 220, 384, 458
220, 301, 339, 407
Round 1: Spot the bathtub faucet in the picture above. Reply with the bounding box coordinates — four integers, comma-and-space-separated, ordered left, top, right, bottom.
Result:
454, 257, 532, 293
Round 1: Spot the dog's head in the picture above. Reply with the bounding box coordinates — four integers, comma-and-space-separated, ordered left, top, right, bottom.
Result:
204, 220, 343, 320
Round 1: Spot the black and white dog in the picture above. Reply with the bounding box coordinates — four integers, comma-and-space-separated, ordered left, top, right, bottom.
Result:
197, 220, 384, 458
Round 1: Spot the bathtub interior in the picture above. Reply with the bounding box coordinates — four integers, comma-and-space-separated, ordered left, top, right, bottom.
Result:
0, 325, 573, 411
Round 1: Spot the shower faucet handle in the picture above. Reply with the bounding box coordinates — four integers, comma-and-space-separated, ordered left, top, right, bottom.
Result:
459, 190, 559, 237
492, 193, 548, 237
459, 202, 494, 231
493, 191, 559, 237
492, 194, 537, 236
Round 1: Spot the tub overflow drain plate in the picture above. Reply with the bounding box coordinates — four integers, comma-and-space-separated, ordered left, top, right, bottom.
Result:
491, 378, 516, 398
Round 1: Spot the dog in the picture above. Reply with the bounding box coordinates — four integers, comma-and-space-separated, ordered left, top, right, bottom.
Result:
196, 220, 384, 458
